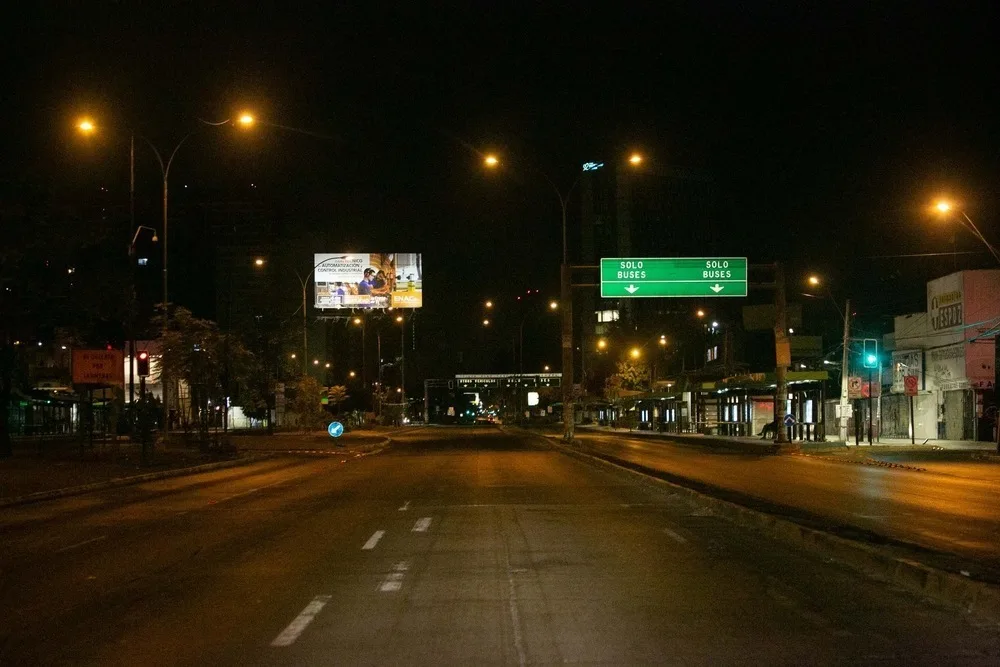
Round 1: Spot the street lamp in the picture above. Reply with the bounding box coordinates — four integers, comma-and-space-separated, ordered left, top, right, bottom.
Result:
77, 113, 254, 436
932, 199, 1000, 264
804, 273, 852, 442
483, 151, 644, 441
293, 255, 349, 376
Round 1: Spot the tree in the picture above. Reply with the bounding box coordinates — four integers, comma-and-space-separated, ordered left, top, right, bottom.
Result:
327, 385, 349, 414
290, 375, 328, 430
154, 307, 253, 438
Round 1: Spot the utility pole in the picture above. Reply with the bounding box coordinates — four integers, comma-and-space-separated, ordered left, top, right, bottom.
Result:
773, 262, 790, 444
839, 299, 851, 442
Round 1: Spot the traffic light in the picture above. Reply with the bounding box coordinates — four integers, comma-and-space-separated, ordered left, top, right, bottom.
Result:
862, 339, 878, 369
137, 350, 150, 377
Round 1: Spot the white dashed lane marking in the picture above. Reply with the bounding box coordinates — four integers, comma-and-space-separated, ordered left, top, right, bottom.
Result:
270, 595, 331, 647
362, 530, 386, 550
412, 517, 432, 532
379, 561, 410, 592
399, 500, 411, 511
55, 535, 107, 553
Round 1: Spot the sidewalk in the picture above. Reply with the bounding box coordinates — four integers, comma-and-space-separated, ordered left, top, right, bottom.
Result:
578, 424, 998, 456
0, 428, 394, 505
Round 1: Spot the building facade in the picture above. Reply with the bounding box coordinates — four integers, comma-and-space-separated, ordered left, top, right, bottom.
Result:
887, 270, 999, 441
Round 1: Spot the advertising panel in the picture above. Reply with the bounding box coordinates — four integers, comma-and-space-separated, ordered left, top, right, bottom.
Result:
927, 342, 966, 390
927, 273, 963, 331
891, 349, 923, 393
313, 253, 422, 310
73, 349, 125, 386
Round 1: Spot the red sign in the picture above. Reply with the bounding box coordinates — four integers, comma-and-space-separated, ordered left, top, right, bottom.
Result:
72, 349, 124, 386
904, 375, 918, 397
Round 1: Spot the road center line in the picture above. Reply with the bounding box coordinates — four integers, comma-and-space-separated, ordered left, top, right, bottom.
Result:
412, 517, 432, 532
214, 478, 289, 505
55, 535, 107, 553
399, 500, 411, 511
379, 561, 410, 592
362, 530, 386, 550
270, 595, 332, 647
663, 528, 688, 544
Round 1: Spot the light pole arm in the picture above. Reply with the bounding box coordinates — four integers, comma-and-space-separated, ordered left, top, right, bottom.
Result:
960, 212, 1000, 264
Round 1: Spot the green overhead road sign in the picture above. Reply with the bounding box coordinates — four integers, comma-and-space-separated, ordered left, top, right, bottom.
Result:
600, 257, 748, 298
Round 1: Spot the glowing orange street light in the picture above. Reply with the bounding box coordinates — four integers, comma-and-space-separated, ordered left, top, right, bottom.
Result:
549, 301, 558, 310
597, 338, 608, 350
238, 113, 255, 127
349, 371, 356, 378
485, 300, 493, 309
483, 319, 490, 326
77, 118, 96, 134
629, 153, 643, 166
696, 309, 705, 318
807, 275, 820, 287
630, 347, 641, 359
484, 154, 499, 168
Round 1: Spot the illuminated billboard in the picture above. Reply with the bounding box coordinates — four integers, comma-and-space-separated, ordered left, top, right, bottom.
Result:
313, 253, 423, 309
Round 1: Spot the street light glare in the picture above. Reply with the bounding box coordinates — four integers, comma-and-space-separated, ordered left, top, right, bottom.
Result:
934, 200, 953, 214
77, 119, 95, 133
630, 348, 641, 359
254, 257, 265, 267
238, 113, 254, 127
483, 319, 490, 326
597, 339, 608, 350
484, 154, 499, 168
353, 317, 362, 325
396, 315, 403, 322
696, 309, 705, 318
629, 153, 643, 166
485, 300, 493, 308
807, 275, 820, 286
549, 301, 558, 310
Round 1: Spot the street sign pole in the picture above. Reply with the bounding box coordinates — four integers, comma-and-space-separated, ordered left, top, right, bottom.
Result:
867, 366, 874, 445
909, 394, 915, 445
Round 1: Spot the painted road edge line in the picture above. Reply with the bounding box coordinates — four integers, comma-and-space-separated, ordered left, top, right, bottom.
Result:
412, 517, 432, 532
362, 530, 386, 550
399, 500, 411, 511
663, 528, 688, 544
270, 595, 332, 647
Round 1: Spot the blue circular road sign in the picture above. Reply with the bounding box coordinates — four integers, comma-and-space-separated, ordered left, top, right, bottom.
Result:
328, 421, 344, 438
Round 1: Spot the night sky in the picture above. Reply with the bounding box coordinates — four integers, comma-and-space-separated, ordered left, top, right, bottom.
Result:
2, 2, 997, 370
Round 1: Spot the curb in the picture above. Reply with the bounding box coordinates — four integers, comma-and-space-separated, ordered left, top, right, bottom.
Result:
526, 430, 1000, 623
0, 454, 273, 509
0, 437, 394, 509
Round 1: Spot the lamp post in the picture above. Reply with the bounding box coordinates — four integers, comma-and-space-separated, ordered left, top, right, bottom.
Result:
483, 153, 643, 441
127, 225, 159, 407
293, 255, 350, 377
933, 200, 1000, 265
805, 275, 852, 443
79, 113, 255, 436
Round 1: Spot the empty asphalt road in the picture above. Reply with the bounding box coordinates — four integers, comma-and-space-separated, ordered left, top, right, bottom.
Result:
1, 427, 997, 666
